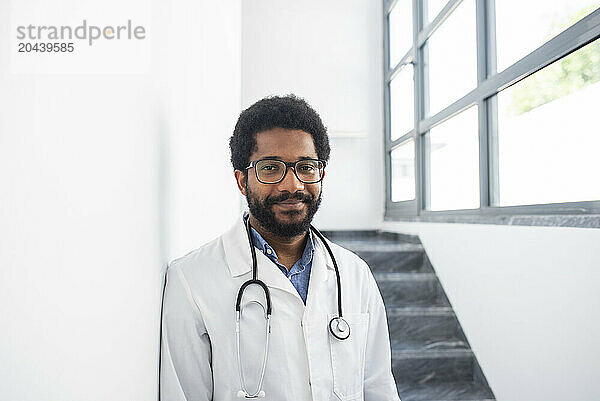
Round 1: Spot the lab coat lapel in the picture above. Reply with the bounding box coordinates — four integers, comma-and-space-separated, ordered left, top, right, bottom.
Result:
222, 214, 304, 304
222, 215, 253, 277
304, 236, 335, 321
255, 250, 304, 304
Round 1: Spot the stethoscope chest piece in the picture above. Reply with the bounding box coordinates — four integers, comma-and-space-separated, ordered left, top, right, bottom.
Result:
329, 316, 350, 340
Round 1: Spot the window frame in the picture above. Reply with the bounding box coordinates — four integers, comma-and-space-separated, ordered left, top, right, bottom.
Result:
383, 0, 600, 226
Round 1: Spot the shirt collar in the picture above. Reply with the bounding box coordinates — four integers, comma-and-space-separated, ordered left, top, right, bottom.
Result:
243, 213, 315, 270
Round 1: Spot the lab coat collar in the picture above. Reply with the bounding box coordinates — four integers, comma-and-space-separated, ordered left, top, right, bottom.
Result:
222, 213, 334, 282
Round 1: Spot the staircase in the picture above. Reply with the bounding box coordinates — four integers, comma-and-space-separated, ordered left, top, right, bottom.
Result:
322, 230, 495, 401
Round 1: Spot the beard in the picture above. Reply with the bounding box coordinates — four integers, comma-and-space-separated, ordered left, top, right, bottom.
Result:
246, 185, 322, 239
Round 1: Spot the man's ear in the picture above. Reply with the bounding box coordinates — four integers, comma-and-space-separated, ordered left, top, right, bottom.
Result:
319, 169, 325, 195
234, 170, 247, 196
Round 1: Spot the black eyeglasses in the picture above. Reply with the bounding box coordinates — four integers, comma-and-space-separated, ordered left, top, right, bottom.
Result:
246, 158, 326, 184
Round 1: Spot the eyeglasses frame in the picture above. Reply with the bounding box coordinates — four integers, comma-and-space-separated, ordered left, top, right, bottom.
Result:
245, 158, 326, 184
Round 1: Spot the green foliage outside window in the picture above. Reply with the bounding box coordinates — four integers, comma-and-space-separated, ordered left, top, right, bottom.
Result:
509, 6, 600, 116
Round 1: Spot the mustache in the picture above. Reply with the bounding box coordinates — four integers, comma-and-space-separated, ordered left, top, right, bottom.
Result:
264, 191, 315, 206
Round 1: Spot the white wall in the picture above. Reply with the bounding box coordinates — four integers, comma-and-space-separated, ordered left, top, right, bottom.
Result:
0, 55, 163, 401
164, 0, 242, 261
0, 0, 241, 399
241, 0, 385, 230
382, 221, 600, 401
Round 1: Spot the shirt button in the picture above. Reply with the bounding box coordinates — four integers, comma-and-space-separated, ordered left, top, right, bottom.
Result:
266, 249, 272, 255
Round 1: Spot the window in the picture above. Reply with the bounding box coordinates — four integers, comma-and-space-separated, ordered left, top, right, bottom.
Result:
389, 64, 414, 141
495, 0, 600, 73
389, 0, 413, 68
427, 0, 450, 23
391, 139, 416, 202
426, 0, 477, 115
427, 106, 480, 210
384, 0, 600, 223
495, 38, 600, 206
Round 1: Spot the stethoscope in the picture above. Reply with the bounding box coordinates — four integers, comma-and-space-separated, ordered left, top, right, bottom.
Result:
235, 217, 349, 399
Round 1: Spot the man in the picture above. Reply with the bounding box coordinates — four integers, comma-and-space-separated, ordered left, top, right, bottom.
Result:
160, 95, 400, 401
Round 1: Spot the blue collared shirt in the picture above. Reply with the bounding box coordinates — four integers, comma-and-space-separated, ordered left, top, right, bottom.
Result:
243, 216, 314, 304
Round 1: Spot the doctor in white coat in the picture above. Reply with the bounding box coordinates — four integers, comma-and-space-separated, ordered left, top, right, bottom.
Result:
160, 95, 401, 401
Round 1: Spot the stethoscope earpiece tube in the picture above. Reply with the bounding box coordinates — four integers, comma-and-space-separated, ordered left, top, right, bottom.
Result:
236, 218, 272, 399
236, 279, 271, 316
237, 219, 272, 315
309, 225, 344, 323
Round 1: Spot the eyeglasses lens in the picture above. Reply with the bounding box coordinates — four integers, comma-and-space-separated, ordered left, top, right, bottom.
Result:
255, 160, 323, 183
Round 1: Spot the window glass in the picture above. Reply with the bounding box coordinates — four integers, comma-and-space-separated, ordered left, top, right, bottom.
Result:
495, 38, 600, 206
389, 0, 413, 68
427, 106, 479, 210
426, 0, 477, 116
390, 64, 415, 141
427, 0, 449, 23
391, 139, 416, 202
496, 1, 600, 72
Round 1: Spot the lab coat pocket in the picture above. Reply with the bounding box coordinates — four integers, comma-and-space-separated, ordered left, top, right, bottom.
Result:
328, 312, 369, 401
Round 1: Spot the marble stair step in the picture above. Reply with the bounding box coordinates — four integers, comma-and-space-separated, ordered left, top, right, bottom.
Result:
391, 338, 469, 353
387, 306, 463, 344
392, 344, 472, 358
322, 230, 422, 245
392, 346, 475, 384
387, 306, 454, 316
335, 241, 424, 253
396, 380, 495, 401
324, 231, 430, 272
375, 273, 450, 307
356, 249, 434, 272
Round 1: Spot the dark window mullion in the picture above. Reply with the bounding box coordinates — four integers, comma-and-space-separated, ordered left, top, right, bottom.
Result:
486, 0, 500, 206
383, 0, 393, 207
414, 0, 426, 214
476, 0, 489, 208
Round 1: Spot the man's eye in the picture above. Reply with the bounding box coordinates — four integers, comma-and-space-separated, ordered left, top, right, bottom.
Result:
299, 164, 316, 171
260, 164, 280, 171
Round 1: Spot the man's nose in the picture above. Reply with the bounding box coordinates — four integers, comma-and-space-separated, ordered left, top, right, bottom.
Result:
277, 166, 305, 192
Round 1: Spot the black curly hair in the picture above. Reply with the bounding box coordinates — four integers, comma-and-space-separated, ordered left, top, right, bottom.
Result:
229, 94, 330, 173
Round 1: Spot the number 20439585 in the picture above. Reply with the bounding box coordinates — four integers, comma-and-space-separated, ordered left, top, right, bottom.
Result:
18, 42, 74, 52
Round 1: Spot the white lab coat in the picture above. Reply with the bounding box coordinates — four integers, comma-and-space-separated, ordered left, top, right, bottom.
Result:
160, 215, 401, 401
